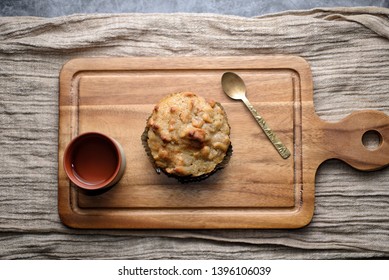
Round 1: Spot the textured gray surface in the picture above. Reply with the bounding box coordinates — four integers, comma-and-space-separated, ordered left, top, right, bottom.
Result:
0, 0, 388, 17
1, 7, 389, 259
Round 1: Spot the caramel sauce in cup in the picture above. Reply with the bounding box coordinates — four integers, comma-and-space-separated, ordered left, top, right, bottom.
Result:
63, 132, 126, 194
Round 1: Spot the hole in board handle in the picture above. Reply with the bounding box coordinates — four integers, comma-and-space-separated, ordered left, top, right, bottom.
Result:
362, 130, 383, 151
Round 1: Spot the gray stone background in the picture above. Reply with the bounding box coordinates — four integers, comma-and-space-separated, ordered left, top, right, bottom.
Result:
1, 0, 388, 17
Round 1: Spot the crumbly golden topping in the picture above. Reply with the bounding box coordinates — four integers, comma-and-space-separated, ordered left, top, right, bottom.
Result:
147, 92, 231, 177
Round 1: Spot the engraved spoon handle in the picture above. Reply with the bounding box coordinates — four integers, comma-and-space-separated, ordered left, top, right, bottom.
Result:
241, 97, 291, 159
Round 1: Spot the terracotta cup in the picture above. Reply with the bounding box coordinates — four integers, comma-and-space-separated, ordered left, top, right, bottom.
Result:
63, 132, 126, 193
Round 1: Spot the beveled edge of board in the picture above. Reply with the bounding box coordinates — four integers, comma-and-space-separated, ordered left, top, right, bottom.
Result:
58, 55, 315, 229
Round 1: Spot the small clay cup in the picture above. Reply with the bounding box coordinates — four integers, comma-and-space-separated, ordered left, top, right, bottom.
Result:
63, 132, 126, 194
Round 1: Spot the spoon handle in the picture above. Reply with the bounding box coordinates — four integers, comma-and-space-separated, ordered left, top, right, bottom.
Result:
241, 97, 291, 159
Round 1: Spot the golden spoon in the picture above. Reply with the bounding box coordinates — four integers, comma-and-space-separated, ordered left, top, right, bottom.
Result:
221, 72, 291, 159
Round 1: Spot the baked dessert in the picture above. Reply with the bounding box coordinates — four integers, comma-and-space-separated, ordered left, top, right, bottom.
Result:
143, 92, 231, 181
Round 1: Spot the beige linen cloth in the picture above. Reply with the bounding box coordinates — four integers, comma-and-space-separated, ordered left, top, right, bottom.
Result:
1, 7, 389, 259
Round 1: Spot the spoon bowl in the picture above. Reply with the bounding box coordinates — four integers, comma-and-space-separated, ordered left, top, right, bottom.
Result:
221, 72, 247, 100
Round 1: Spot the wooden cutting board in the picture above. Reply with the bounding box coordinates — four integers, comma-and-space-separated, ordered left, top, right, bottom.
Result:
58, 56, 389, 229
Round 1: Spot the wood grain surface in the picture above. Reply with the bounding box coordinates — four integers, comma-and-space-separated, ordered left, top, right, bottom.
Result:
58, 56, 389, 229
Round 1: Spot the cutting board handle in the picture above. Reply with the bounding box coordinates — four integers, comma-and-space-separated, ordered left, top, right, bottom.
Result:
321, 110, 389, 171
